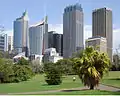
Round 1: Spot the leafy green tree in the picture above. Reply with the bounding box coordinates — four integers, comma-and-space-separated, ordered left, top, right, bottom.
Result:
112, 54, 120, 70
17, 57, 29, 65
13, 65, 34, 82
30, 60, 44, 74
0, 58, 14, 83
73, 46, 111, 90
44, 62, 62, 85
56, 59, 75, 75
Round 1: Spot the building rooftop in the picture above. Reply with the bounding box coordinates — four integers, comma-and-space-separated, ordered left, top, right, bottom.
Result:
93, 7, 112, 12
16, 10, 29, 21
88, 36, 106, 40
64, 3, 83, 13
30, 16, 48, 27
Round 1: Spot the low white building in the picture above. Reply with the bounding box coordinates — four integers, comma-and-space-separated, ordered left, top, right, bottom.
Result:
29, 54, 43, 63
43, 48, 63, 63
13, 52, 28, 62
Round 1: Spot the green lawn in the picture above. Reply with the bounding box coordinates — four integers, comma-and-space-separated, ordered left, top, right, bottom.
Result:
0, 75, 83, 94
0, 71, 120, 94
101, 71, 120, 88
42, 90, 120, 95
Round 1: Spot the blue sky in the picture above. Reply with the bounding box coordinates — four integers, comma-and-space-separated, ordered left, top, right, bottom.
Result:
0, 0, 119, 29
0, 0, 120, 52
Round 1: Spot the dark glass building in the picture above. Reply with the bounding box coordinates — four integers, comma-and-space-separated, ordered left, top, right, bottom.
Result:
48, 32, 63, 56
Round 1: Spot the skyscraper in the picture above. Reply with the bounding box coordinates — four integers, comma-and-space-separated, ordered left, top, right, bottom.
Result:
29, 17, 48, 55
92, 7, 113, 61
13, 11, 29, 56
63, 3, 84, 58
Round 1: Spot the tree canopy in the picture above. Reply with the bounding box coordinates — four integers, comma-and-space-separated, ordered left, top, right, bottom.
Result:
73, 46, 111, 89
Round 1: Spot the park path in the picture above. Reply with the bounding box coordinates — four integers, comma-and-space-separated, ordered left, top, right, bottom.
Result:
7, 84, 120, 95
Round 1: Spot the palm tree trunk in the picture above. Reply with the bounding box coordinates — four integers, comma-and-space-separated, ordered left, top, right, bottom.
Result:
90, 84, 94, 90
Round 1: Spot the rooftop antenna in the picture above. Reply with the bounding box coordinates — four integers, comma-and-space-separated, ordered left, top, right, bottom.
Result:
43, 0, 47, 23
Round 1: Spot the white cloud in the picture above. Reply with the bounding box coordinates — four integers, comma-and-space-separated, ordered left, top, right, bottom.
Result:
48, 24, 63, 34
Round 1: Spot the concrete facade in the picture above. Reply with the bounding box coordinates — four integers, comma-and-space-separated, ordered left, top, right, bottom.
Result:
63, 3, 84, 58
86, 36, 107, 54
92, 7, 113, 61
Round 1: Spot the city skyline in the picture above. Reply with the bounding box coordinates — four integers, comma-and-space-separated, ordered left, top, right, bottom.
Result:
1, 0, 120, 52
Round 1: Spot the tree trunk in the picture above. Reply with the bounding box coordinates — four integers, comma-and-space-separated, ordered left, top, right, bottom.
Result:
90, 84, 94, 90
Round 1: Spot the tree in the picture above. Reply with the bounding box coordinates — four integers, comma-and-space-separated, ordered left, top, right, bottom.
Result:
44, 62, 62, 85
30, 60, 44, 74
73, 46, 111, 90
112, 54, 120, 71
0, 58, 14, 83
13, 65, 34, 82
17, 57, 29, 65
56, 59, 75, 75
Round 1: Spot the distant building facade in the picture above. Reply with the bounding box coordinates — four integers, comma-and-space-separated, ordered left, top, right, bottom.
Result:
48, 31, 55, 48
86, 36, 107, 53
0, 34, 8, 52
8, 36, 13, 51
63, 3, 84, 58
48, 31, 63, 56
53, 33, 63, 56
13, 11, 29, 56
29, 17, 48, 55
92, 7, 113, 61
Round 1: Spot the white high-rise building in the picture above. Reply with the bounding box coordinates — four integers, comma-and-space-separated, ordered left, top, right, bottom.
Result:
63, 3, 84, 58
29, 17, 48, 55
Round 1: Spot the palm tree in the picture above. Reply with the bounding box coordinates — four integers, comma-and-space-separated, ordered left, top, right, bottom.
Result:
73, 46, 111, 90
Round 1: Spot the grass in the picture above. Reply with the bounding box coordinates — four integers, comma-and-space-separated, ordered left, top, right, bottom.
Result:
102, 71, 120, 88
0, 75, 83, 94
42, 90, 120, 95
45, 90, 120, 95
0, 71, 120, 94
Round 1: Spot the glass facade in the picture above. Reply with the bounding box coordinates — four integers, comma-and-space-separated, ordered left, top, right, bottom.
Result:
13, 11, 29, 55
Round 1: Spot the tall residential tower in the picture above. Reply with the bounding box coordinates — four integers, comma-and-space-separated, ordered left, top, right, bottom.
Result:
92, 7, 113, 61
63, 3, 84, 58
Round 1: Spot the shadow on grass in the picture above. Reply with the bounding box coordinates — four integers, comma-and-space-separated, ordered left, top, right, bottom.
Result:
42, 84, 60, 86
108, 78, 120, 80
61, 89, 88, 92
